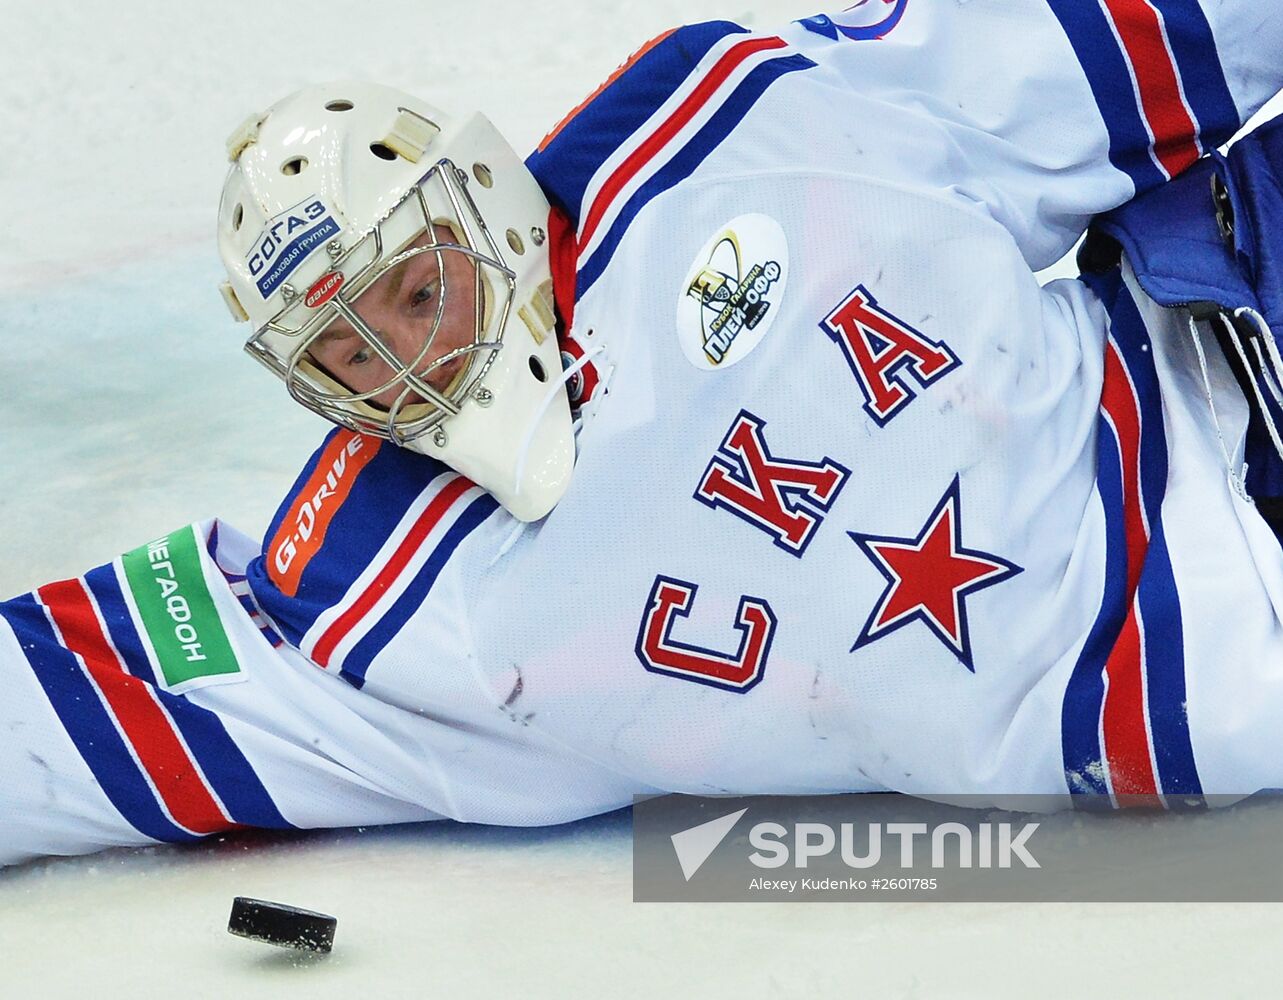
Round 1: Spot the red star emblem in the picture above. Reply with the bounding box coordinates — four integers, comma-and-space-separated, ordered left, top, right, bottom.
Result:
848, 476, 1021, 671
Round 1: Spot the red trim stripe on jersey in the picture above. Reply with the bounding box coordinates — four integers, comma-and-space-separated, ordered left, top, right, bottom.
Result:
1096, 338, 1160, 800
1100, 344, 1149, 597
576, 34, 790, 255
309, 474, 475, 669
1099, 0, 1200, 177
37, 579, 234, 835
1048, 0, 1238, 193
1062, 272, 1201, 804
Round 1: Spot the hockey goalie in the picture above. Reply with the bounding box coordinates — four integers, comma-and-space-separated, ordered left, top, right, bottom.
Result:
6, 0, 1283, 868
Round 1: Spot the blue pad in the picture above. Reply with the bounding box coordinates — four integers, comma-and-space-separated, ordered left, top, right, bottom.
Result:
1079, 113, 1283, 500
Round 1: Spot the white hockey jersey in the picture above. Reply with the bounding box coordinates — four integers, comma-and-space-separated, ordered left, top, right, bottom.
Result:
6, 0, 1283, 867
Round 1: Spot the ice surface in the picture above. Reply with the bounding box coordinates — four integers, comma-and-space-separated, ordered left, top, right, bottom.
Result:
5, 2, 1283, 996
7, 807, 1283, 998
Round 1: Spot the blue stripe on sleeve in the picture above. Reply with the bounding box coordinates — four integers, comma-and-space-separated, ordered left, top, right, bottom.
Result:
84, 563, 157, 686
576, 51, 815, 298
1151, 0, 1239, 150
526, 21, 750, 228
1061, 415, 1124, 796
0, 594, 200, 844
339, 493, 500, 690
160, 700, 295, 829
1045, 0, 1169, 193
1136, 519, 1201, 796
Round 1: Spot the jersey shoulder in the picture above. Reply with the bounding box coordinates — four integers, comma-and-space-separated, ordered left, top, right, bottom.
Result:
247, 429, 504, 687
526, 20, 816, 300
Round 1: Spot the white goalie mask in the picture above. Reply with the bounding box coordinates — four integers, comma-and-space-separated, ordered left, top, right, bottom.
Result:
216, 82, 573, 521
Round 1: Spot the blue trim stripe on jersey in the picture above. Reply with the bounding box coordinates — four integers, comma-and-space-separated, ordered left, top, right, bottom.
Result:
1061, 272, 1201, 801
81, 564, 293, 829
574, 49, 816, 297
206, 521, 246, 583
339, 492, 501, 690
85, 563, 157, 686
1046, 0, 1236, 191
1046, 0, 1165, 191
1149, 0, 1238, 147
0, 593, 202, 845
1106, 284, 1200, 797
1063, 406, 1129, 795
1135, 517, 1200, 796
159, 701, 294, 829
526, 21, 750, 227
236, 593, 284, 648
249, 438, 454, 647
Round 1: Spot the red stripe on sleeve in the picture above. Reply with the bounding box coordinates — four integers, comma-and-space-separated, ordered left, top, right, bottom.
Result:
1101, 0, 1201, 177
312, 476, 475, 668
1097, 341, 1159, 799
577, 35, 788, 251
1101, 343, 1149, 593
1101, 608, 1159, 797
39, 579, 233, 835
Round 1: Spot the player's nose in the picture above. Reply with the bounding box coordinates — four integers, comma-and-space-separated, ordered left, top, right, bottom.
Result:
371, 312, 430, 369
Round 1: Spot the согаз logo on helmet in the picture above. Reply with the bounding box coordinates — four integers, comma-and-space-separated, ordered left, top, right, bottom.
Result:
245, 197, 339, 298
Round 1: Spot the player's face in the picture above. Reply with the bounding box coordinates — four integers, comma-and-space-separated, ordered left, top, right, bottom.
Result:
307, 227, 479, 409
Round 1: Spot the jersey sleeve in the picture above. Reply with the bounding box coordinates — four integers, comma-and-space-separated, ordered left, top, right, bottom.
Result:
246, 428, 505, 691
778, 0, 1283, 268
0, 505, 638, 868
528, 4, 1283, 281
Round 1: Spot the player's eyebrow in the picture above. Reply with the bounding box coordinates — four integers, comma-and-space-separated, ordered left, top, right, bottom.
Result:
311, 238, 442, 350
312, 324, 356, 346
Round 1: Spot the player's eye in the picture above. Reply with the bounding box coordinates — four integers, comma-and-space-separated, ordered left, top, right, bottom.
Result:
410, 280, 438, 309
348, 346, 373, 367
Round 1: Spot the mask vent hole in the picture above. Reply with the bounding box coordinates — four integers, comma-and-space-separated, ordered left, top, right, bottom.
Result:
232, 203, 244, 231
281, 156, 308, 176
369, 142, 398, 161
529, 356, 548, 382
325, 99, 354, 112
472, 163, 494, 188
505, 228, 525, 255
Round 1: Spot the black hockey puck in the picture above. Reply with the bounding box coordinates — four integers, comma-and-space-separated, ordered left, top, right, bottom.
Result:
228, 897, 337, 953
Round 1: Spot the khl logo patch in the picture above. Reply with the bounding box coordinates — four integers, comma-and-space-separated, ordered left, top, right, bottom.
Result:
676, 214, 789, 371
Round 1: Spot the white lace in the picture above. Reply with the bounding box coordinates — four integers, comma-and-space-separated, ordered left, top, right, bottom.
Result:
1237, 306, 1283, 419
1224, 307, 1283, 466
1187, 312, 1251, 502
